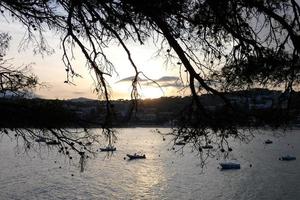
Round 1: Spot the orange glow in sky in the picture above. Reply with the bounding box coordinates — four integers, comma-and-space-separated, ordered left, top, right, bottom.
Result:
0, 19, 182, 100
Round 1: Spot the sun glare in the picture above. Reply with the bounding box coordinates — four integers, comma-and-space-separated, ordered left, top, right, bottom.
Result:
141, 87, 164, 99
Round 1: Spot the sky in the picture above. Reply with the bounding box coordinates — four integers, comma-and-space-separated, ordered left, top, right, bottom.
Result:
0, 18, 184, 100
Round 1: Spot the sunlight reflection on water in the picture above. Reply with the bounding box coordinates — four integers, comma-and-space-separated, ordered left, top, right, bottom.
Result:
0, 128, 300, 200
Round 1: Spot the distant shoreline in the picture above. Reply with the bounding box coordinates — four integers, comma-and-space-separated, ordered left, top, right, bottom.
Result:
2, 125, 300, 130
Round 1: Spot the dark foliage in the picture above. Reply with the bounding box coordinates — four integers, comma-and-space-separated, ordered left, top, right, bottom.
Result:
0, 0, 300, 162
0, 98, 77, 128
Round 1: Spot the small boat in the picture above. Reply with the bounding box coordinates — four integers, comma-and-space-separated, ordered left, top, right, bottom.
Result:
219, 162, 241, 169
100, 134, 116, 152
85, 142, 92, 146
46, 140, 60, 145
279, 155, 296, 161
127, 153, 146, 160
264, 139, 273, 144
100, 146, 116, 152
202, 145, 213, 149
175, 141, 186, 146
35, 138, 46, 143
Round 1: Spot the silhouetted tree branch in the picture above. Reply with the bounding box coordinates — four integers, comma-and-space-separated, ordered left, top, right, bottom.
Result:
0, 0, 299, 162
0, 32, 101, 170
0, 32, 38, 97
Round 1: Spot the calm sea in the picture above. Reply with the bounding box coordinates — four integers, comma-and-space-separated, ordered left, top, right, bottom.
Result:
0, 128, 299, 200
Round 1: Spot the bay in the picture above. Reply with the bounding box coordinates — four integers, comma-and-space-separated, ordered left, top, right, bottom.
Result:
0, 128, 299, 200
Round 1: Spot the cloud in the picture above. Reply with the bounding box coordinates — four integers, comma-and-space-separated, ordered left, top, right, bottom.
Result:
72, 91, 88, 95
117, 75, 184, 88
159, 82, 184, 88
157, 76, 180, 82
116, 76, 147, 83
155, 76, 183, 88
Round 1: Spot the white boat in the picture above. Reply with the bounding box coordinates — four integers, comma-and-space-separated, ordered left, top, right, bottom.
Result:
127, 153, 146, 160
279, 155, 296, 161
219, 162, 241, 169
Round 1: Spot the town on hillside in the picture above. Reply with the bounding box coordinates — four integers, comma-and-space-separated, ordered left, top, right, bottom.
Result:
1, 88, 300, 128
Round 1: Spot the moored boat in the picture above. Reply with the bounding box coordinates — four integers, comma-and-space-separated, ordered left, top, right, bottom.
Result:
35, 138, 46, 143
46, 140, 60, 145
264, 139, 273, 144
100, 146, 116, 152
127, 153, 146, 160
175, 141, 186, 146
219, 162, 241, 169
100, 133, 116, 152
279, 155, 296, 161
202, 145, 213, 149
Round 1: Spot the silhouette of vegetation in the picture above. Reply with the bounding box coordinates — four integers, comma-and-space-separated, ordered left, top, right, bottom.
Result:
0, 0, 300, 163
0, 98, 75, 127
0, 32, 101, 170
2, 90, 300, 128
0, 33, 38, 96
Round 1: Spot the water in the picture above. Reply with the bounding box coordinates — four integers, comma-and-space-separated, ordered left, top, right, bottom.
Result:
0, 128, 300, 200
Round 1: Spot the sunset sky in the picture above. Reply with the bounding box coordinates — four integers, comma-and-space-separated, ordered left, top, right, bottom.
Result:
1, 19, 185, 100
